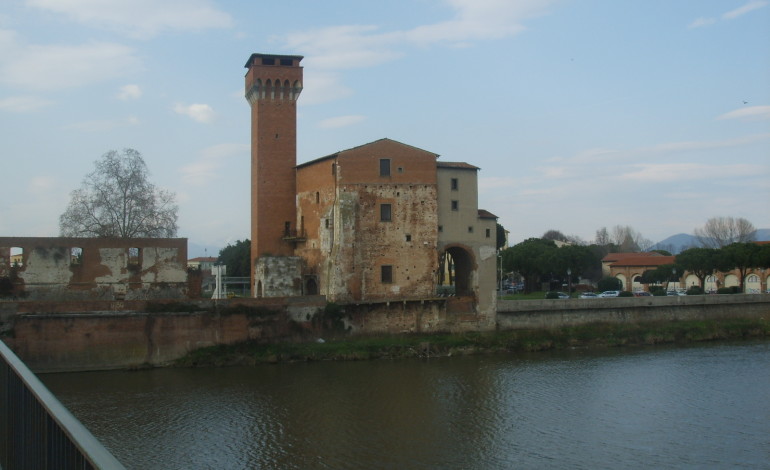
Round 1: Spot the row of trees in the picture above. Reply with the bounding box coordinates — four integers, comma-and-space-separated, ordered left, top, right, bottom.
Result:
663, 242, 770, 292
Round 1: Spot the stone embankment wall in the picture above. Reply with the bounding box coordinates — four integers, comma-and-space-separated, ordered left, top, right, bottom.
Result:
2, 297, 326, 373
497, 295, 770, 329
3, 295, 768, 372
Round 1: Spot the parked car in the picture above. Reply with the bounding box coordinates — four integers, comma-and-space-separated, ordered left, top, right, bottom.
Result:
633, 292, 652, 297
598, 291, 620, 298
667, 290, 687, 296
579, 292, 598, 299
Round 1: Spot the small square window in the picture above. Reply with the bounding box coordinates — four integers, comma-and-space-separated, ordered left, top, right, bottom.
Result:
380, 159, 391, 177
381, 265, 393, 284
438, 225, 443, 232
380, 203, 392, 222
451, 178, 458, 190
468, 226, 474, 233
405, 234, 412, 242
398, 167, 404, 173
451, 200, 459, 211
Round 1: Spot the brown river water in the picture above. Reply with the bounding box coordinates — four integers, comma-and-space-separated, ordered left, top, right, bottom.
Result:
42, 341, 770, 469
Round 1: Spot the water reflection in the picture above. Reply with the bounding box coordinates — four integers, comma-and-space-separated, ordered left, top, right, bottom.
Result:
43, 342, 770, 469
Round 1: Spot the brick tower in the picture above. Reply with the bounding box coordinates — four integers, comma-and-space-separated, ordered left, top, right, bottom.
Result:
244, 53, 303, 295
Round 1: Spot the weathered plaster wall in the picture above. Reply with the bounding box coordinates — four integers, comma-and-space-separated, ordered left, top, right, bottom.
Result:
0, 237, 188, 300
255, 256, 303, 297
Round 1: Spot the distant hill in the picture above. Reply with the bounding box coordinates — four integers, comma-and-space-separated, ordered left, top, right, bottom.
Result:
652, 229, 770, 254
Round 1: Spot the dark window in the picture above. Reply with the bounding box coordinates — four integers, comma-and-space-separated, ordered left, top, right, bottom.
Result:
380, 159, 391, 177
485, 228, 491, 238
380, 204, 392, 222
451, 200, 459, 211
261, 58, 275, 65
468, 226, 474, 233
438, 225, 443, 232
405, 234, 412, 242
280, 58, 293, 66
451, 178, 458, 190
316, 192, 320, 203
381, 265, 393, 284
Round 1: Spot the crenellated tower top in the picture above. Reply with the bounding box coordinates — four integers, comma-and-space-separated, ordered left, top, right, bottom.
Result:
244, 53, 303, 104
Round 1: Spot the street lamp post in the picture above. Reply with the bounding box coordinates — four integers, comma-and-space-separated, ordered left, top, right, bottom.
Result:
567, 268, 572, 297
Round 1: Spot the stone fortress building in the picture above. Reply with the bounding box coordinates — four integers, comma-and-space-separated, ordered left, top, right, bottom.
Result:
245, 53, 499, 325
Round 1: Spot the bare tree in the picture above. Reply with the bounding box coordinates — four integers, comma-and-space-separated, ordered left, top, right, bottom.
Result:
595, 227, 610, 246
610, 225, 651, 252
60, 149, 178, 238
694, 216, 756, 248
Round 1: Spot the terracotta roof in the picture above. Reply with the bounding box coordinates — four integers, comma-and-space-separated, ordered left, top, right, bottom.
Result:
478, 209, 498, 219
437, 161, 479, 170
601, 252, 660, 262
188, 257, 217, 262
610, 256, 676, 267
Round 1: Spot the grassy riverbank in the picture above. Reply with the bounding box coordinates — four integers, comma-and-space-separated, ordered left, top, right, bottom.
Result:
175, 317, 770, 367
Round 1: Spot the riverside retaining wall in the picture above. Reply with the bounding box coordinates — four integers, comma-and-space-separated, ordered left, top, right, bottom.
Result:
497, 294, 770, 329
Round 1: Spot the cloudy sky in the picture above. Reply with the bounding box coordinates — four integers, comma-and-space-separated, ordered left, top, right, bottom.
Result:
1, 0, 768, 256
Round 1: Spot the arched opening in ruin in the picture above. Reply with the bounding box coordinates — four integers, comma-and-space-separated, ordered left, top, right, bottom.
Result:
70, 247, 83, 266
305, 276, 318, 295
437, 246, 475, 297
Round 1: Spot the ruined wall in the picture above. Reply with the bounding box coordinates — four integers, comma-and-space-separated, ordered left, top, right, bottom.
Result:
330, 140, 439, 302
0, 237, 188, 300
254, 256, 303, 297
295, 156, 338, 291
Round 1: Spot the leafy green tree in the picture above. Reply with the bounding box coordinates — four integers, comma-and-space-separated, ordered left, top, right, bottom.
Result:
218, 239, 251, 277
501, 238, 558, 293
719, 242, 762, 292
550, 245, 598, 283
676, 247, 720, 288
496, 223, 507, 251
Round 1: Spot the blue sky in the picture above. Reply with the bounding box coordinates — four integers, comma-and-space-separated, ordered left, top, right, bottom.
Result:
1, 0, 768, 256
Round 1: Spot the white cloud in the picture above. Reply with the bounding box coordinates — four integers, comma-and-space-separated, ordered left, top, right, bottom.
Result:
63, 116, 139, 132
717, 105, 770, 121
281, 0, 555, 103
722, 0, 768, 19
117, 84, 142, 100
0, 95, 53, 112
26, 0, 233, 39
619, 163, 758, 182
688, 17, 716, 29
173, 103, 215, 123
179, 143, 249, 186
318, 115, 366, 129
0, 39, 140, 91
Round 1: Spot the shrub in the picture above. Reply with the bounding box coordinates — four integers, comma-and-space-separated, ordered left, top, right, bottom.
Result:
650, 287, 666, 296
717, 287, 734, 295
545, 291, 560, 299
686, 286, 703, 295
597, 277, 622, 292
618, 291, 634, 297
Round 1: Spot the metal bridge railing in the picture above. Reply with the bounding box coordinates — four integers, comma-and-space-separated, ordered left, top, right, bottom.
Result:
0, 340, 126, 470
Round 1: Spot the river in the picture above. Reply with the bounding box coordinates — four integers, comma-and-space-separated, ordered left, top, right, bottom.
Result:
42, 341, 770, 470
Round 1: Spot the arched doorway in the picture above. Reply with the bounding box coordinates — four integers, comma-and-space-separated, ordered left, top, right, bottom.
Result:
305, 276, 318, 295
438, 246, 475, 297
